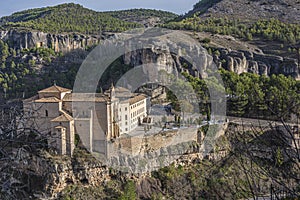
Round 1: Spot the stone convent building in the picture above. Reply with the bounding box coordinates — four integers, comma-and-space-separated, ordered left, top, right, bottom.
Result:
23, 84, 148, 156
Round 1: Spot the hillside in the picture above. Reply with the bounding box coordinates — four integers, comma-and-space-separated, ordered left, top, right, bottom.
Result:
104, 9, 178, 27
0, 4, 178, 34
165, 0, 300, 63
189, 0, 300, 24
0, 3, 142, 34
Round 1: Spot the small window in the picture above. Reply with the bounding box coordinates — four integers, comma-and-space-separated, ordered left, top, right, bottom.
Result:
125, 107, 127, 111
45, 110, 48, 117
125, 115, 127, 120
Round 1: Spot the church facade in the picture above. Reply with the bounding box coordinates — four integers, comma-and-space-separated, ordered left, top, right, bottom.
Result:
22, 84, 148, 156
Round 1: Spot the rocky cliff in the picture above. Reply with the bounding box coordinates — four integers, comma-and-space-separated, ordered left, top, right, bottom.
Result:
122, 44, 300, 79
0, 121, 228, 199
1, 28, 299, 79
0, 30, 103, 52
213, 47, 300, 78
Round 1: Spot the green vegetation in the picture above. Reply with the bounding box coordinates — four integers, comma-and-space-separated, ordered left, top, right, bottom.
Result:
0, 40, 38, 99
0, 3, 142, 34
104, 9, 178, 24
0, 38, 82, 99
181, 70, 300, 120
118, 180, 137, 200
221, 69, 300, 119
60, 183, 120, 200
165, 17, 300, 44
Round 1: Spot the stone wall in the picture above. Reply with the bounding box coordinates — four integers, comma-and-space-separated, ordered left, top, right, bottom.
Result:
104, 123, 228, 173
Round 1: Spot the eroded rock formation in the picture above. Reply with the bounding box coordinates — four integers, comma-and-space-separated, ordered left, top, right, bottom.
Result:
0, 30, 101, 52
213, 47, 300, 78
123, 45, 300, 79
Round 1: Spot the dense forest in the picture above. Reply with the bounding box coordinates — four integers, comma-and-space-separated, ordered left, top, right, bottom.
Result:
165, 17, 300, 44
0, 3, 142, 34
0, 39, 88, 100
104, 8, 178, 23
181, 70, 300, 121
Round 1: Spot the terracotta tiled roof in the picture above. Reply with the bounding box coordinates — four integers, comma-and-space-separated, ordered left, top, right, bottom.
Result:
23, 95, 39, 103
34, 97, 61, 103
38, 85, 71, 93
129, 94, 147, 105
51, 111, 73, 122
63, 93, 109, 102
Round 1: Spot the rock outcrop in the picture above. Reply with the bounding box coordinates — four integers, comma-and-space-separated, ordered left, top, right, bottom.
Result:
212, 47, 300, 78
0, 148, 110, 199
44, 156, 109, 198
0, 30, 102, 52
122, 45, 300, 79
1, 29, 299, 79
0, 28, 298, 81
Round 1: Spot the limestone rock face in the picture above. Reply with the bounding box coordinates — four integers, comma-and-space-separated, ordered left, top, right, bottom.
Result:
40, 155, 110, 199
119, 29, 299, 79
1, 29, 298, 79
122, 47, 213, 80
0, 30, 100, 53
123, 48, 179, 77
123, 46, 299, 79
212, 47, 299, 78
